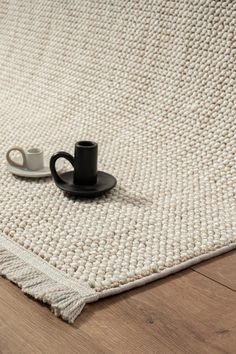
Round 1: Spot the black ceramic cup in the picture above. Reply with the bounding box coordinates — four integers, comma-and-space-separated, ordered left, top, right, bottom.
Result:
50, 140, 116, 197
50, 141, 98, 186
74, 141, 97, 185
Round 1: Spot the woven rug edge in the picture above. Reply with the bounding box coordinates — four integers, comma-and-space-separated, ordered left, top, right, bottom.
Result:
0, 234, 98, 323
0, 234, 235, 323
99, 242, 236, 299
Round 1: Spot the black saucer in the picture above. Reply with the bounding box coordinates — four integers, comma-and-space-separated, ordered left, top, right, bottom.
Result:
55, 170, 117, 198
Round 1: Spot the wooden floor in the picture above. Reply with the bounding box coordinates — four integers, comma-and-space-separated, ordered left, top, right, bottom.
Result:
0, 250, 235, 354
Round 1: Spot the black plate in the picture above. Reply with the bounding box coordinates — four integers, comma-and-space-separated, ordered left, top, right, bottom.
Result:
54, 170, 117, 198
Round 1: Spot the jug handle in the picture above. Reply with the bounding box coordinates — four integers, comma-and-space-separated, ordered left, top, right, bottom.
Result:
50, 151, 74, 184
6, 147, 27, 168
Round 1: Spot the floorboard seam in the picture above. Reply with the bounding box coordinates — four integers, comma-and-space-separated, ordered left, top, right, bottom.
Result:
191, 268, 235, 292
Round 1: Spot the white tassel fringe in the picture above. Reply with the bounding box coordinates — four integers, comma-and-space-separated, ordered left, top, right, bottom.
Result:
0, 247, 90, 323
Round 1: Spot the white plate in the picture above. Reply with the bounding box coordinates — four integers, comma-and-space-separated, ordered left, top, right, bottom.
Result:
7, 155, 64, 178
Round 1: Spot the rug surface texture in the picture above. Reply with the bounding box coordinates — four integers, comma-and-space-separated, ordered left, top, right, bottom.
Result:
0, 0, 235, 322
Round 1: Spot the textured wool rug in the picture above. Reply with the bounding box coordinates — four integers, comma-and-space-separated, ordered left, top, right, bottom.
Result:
0, 0, 235, 323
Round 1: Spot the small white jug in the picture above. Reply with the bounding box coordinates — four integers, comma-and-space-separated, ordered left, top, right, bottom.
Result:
6, 147, 44, 171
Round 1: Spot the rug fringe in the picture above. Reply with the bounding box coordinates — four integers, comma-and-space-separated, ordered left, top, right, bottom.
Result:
0, 247, 87, 323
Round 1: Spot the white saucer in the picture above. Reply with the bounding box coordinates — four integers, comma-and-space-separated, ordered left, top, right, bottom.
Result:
7, 155, 64, 178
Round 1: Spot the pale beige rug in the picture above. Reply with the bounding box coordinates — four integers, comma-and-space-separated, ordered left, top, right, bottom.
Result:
0, 0, 235, 323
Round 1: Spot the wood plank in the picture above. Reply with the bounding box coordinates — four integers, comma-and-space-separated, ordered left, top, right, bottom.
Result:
0, 262, 236, 354
78, 270, 236, 354
192, 250, 236, 291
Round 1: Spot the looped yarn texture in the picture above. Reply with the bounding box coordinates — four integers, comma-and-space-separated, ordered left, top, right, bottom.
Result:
0, 0, 235, 322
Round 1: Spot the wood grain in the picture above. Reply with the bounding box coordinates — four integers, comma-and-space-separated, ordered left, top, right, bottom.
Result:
192, 250, 236, 291
0, 252, 235, 354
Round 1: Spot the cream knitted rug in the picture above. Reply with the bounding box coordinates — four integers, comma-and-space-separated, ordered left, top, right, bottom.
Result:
0, 0, 235, 323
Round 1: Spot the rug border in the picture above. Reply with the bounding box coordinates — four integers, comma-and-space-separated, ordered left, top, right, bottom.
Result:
98, 242, 236, 299
1, 233, 235, 322
0, 234, 99, 323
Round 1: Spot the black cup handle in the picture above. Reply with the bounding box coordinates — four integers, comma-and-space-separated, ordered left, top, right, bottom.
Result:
50, 151, 74, 184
